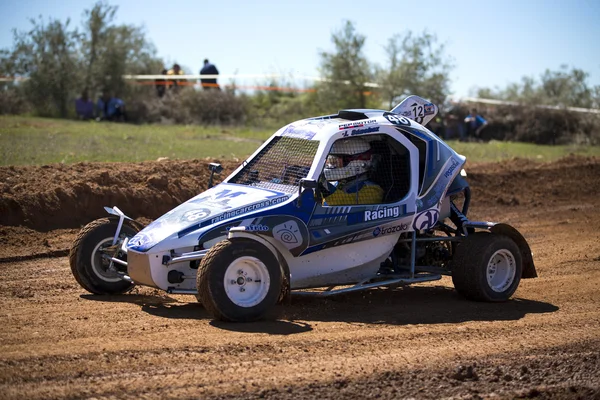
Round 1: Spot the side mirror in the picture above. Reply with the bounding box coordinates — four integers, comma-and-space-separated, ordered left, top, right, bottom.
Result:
298, 178, 321, 207
208, 163, 223, 188
299, 178, 318, 189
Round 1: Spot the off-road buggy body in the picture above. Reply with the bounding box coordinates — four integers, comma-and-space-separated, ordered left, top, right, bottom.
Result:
70, 95, 537, 322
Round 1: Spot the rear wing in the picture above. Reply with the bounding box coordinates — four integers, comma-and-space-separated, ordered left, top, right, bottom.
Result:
391, 95, 438, 126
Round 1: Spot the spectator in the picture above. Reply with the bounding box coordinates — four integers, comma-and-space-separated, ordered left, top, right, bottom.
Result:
200, 59, 220, 90
444, 113, 465, 141
442, 105, 466, 141
155, 68, 168, 98
464, 108, 488, 140
167, 63, 185, 91
75, 89, 95, 120
97, 90, 126, 122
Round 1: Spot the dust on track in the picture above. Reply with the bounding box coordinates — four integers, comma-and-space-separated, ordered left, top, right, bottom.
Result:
1, 156, 599, 399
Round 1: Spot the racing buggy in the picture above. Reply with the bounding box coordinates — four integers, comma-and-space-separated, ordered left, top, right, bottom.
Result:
70, 95, 537, 322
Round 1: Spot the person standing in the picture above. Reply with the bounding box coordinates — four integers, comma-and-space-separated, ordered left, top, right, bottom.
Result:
464, 108, 488, 140
155, 68, 168, 98
167, 63, 185, 91
75, 89, 95, 120
200, 59, 220, 90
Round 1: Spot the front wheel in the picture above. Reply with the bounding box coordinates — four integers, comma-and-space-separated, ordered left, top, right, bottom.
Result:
452, 233, 522, 302
69, 218, 139, 295
197, 239, 282, 322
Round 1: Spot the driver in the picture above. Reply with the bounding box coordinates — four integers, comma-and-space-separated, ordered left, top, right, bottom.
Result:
322, 138, 383, 206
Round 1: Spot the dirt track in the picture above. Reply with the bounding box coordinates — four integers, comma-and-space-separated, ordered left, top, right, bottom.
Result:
1, 156, 600, 399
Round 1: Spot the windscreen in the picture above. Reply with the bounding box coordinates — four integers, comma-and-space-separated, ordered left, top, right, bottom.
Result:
229, 136, 319, 194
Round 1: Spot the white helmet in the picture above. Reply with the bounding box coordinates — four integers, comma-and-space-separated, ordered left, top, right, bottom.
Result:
324, 138, 373, 182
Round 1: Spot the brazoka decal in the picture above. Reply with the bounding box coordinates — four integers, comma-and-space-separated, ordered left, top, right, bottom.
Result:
373, 223, 409, 237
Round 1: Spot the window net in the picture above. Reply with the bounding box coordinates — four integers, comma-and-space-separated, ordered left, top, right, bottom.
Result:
321, 135, 411, 206
229, 136, 319, 193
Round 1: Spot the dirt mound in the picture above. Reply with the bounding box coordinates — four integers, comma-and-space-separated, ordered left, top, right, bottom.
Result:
1, 156, 598, 232
466, 155, 600, 208
0, 159, 240, 231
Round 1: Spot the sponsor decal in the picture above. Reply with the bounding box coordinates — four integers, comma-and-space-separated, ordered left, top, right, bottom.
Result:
364, 206, 400, 221
373, 223, 409, 237
383, 112, 411, 126
273, 220, 303, 249
338, 119, 376, 130
128, 232, 152, 248
421, 178, 447, 209
282, 125, 317, 140
413, 208, 439, 231
226, 224, 269, 232
302, 119, 327, 128
424, 103, 435, 115
443, 158, 460, 179
210, 196, 289, 224
342, 126, 380, 137
182, 208, 212, 222
189, 189, 247, 209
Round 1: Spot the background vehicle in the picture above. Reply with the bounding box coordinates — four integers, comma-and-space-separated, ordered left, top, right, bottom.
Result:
70, 95, 536, 322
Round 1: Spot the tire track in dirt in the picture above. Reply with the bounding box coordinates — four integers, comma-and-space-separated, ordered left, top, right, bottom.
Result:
1, 156, 600, 399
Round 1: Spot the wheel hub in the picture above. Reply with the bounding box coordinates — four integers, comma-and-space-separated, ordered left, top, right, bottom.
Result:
91, 237, 123, 282
224, 256, 270, 308
486, 249, 516, 293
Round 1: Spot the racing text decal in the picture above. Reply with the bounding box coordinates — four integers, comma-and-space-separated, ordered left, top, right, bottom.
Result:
364, 206, 400, 221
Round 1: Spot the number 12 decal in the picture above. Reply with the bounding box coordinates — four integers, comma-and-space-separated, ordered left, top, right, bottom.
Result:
412, 105, 424, 124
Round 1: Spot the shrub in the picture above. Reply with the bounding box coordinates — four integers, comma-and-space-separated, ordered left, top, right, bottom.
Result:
0, 86, 31, 115
125, 87, 248, 125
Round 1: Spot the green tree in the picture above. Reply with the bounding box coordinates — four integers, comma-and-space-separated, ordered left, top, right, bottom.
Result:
377, 31, 453, 109
81, 2, 162, 97
317, 21, 374, 111
0, 17, 81, 117
476, 65, 600, 109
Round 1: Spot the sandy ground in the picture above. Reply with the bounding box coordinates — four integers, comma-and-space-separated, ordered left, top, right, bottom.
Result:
1, 156, 599, 399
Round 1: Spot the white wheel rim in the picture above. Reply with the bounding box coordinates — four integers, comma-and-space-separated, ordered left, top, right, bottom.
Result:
486, 249, 516, 293
90, 237, 122, 283
224, 256, 271, 308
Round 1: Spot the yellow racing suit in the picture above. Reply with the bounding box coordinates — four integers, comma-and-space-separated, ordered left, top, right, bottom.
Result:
323, 178, 383, 206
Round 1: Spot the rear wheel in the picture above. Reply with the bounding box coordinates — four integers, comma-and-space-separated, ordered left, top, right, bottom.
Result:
452, 232, 522, 301
69, 218, 139, 295
197, 239, 281, 322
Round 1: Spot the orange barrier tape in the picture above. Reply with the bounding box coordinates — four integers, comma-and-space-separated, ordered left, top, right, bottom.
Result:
132, 80, 317, 93
0, 76, 369, 95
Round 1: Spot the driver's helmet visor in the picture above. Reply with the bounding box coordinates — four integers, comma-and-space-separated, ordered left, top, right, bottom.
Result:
326, 151, 372, 169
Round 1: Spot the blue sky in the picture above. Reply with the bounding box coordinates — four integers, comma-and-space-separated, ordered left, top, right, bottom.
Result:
1, 0, 599, 99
